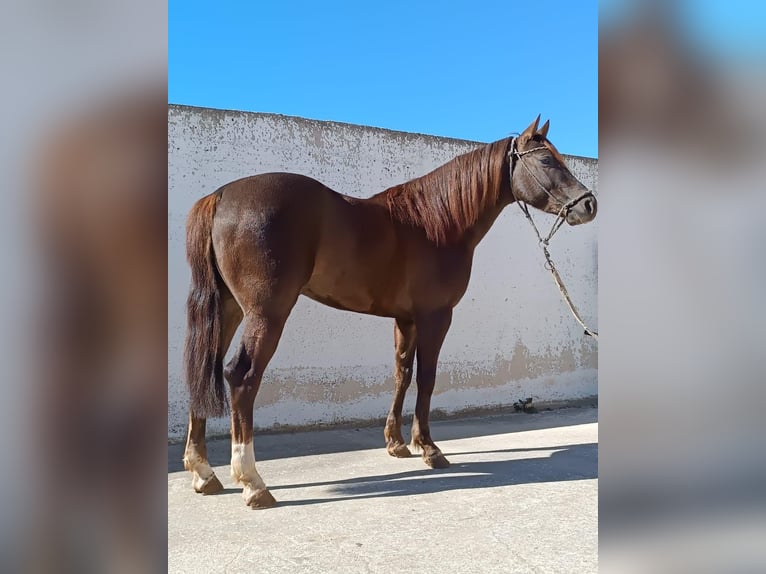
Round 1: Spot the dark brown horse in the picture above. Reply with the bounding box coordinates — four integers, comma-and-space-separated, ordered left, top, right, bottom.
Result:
182, 115, 597, 508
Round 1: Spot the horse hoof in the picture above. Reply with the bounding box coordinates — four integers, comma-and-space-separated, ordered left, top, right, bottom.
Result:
245, 488, 277, 509
424, 453, 451, 469
387, 443, 412, 458
193, 474, 224, 495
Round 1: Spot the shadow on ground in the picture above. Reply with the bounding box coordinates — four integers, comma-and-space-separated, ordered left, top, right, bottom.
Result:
168, 407, 597, 474
208, 442, 597, 508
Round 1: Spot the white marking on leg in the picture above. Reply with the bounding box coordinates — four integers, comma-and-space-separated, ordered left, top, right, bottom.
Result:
183, 447, 216, 491
231, 440, 270, 505
231, 440, 266, 489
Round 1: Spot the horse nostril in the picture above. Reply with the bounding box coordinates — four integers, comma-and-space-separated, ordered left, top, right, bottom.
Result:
583, 198, 594, 215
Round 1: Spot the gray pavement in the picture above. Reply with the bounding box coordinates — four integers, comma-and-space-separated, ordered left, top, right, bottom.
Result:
168, 407, 598, 574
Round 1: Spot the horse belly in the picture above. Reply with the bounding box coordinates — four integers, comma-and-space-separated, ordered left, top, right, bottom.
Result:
302, 249, 407, 317
301, 269, 392, 315
300, 284, 371, 314
302, 193, 408, 316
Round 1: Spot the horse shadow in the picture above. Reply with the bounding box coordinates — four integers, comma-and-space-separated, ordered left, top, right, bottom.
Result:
168, 407, 598, 473
263, 442, 597, 507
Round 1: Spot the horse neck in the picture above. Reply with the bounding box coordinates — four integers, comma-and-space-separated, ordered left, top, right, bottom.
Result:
457, 154, 513, 250
373, 138, 513, 249
459, 193, 511, 249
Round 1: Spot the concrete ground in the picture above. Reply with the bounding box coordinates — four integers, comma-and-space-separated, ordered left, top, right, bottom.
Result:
168, 407, 598, 574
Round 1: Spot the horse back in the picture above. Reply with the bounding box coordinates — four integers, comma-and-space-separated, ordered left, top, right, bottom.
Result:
210, 173, 403, 313
210, 172, 470, 317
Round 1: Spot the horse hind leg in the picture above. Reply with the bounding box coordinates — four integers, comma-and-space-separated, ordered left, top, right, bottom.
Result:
183, 414, 221, 494
183, 292, 243, 494
224, 309, 290, 509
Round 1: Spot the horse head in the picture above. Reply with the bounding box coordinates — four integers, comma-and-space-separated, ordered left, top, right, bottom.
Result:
509, 115, 597, 226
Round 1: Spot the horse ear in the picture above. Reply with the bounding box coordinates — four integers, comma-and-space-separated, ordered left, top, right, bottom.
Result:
538, 119, 550, 139
521, 114, 541, 139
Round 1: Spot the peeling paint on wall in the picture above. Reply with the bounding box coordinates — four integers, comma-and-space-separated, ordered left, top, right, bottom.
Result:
168, 105, 598, 440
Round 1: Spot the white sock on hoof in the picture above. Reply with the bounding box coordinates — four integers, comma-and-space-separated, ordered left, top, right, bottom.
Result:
231, 440, 267, 492
184, 448, 216, 490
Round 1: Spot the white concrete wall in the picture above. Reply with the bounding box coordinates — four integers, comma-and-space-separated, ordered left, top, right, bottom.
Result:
168, 105, 598, 440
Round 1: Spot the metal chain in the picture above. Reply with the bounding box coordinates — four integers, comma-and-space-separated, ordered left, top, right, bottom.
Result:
509, 137, 599, 340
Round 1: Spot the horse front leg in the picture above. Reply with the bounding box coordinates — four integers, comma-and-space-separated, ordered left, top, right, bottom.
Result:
411, 309, 452, 468
384, 318, 417, 457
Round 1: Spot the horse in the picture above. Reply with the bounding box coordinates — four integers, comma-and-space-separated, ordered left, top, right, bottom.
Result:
182, 115, 597, 508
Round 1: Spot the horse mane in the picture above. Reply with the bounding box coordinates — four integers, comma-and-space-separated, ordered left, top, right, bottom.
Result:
373, 137, 512, 245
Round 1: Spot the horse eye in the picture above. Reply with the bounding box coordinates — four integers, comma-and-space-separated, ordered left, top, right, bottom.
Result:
541, 157, 556, 167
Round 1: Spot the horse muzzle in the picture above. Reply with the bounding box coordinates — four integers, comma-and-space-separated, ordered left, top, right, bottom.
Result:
565, 193, 597, 225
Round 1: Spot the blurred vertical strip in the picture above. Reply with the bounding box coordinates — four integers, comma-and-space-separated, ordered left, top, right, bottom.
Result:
599, 0, 766, 572
0, 1, 167, 572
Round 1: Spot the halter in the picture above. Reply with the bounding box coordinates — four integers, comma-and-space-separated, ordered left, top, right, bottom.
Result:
507, 136, 599, 339
508, 136, 594, 246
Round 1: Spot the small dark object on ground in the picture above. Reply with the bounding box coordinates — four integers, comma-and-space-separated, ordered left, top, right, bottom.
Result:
514, 398, 538, 413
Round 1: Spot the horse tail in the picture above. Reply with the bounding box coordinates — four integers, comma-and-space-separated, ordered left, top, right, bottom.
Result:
184, 191, 227, 418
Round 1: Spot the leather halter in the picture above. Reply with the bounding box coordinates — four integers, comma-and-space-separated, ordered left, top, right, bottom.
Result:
508, 136, 594, 244
506, 136, 599, 339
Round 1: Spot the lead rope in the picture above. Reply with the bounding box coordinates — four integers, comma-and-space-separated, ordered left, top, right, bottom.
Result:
509, 138, 599, 340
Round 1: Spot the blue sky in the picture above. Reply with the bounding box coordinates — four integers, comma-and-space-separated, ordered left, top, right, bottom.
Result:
170, 2, 598, 157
